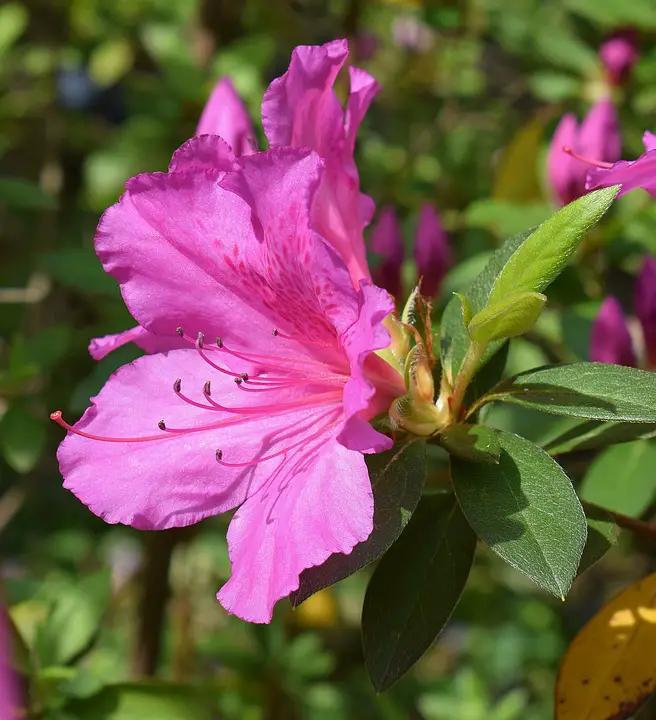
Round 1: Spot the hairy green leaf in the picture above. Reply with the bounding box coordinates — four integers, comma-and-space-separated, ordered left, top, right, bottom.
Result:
545, 419, 656, 455
362, 494, 476, 692
440, 424, 501, 464
451, 431, 586, 598
578, 507, 619, 576
468, 291, 546, 345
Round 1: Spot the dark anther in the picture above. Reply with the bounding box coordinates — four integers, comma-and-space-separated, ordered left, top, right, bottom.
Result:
234, 377, 243, 385
173, 378, 182, 393
240, 373, 249, 381
216, 336, 223, 348
272, 328, 279, 336
176, 326, 184, 337
197, 331, 204, 348
215, 449, 223, 461
204, 381, 211, 396
158, 420, 166, 430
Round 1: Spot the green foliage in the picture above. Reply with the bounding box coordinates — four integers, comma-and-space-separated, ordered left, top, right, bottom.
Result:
451, 431, 587, 599
439, 424, 501, 464
362, 495, 476, 691
468, 292, 546, 345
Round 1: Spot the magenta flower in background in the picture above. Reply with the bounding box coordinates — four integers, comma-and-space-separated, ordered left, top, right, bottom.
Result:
196, 77, 256, 156
52, 142, 405, 623
586, 130, 656, 198
370, 207, 404, 299
599, 30, 638, 86
90, 40, 379, 362
547, 99, 621, 206
590, 257, 656, 368
414, 203, 451, 298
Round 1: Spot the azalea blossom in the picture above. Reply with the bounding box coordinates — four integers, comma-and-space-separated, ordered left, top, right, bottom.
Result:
586, 130, 656, 197
599, 30, 638, 87
52, 143, 405, 623
414, 203, 451, 298
370, 206, 404, 299
547, 99, 621, 206
91, 40, 379, 362
590, 257, 656, 368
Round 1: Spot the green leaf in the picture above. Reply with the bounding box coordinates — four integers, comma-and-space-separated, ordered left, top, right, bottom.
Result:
0, 3, 28, 55
64, 683, 212, 719
545, 419, 656, 455
43, 248, 118, 296
580, 440, 656, 518
0, 404, 46, 474
578, 507, 619, 576
0, 176, 56, 210
440, 424, 501, 464
454, 292, 472, 326
468, 292, 546, 345
37, 571, 111, 666
487, 186, 619, 306
440, 229, 532, 386
89, 38, 134, 88
362, 494, 476, 692
450, 431, 586, 598
484, 363, 656, 422
290, 442, 426, 607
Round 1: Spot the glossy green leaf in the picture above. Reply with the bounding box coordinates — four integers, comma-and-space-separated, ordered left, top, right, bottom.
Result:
451, 431, 586, 598
578, 507, 619, 576
468, 292, 546, 345
580, 440, 656, 518
362, 494, 476, 692
545, 420, 656, 455
454, 292, 473, 326
487, 186, 619, 305
484, 363, 656, 422
37, 571, 111, 665
440, 229, 531, 386
0, 404, 46, 474
64, 683, 212, 719
440, 424, 501, 464
291, 442, 427, 607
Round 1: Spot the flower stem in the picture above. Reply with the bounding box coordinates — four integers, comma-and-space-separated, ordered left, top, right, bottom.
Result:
448, 340, 486, 422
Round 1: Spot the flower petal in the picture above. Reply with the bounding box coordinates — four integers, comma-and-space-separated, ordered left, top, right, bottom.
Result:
586, 150, 656, 197
196, 77, 255, 156
644, 131, 656, 152
547, 113, 581, 205
218, 436, 373, 622
168, 135, 236, 174
95, 149, 356, 359
88, 326, 185, 361
338, 281, 401, 453
589, 297, 636, 367
58, 349, 344, 530
344, 66, 380, 155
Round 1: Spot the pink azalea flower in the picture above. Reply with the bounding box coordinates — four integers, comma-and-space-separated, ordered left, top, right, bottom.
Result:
548, 99, 621, 206
53, 142, 405, 623
586, 130, 656, 198
90, 40, 379, 362
370, 207, 404, 299
414, 203, 451, 298
599, 30, 638, 87
590, 257, 656, 368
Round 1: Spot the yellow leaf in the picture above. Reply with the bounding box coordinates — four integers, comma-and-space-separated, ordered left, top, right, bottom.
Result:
556, 573, 656, 720
492, 115, 545, 203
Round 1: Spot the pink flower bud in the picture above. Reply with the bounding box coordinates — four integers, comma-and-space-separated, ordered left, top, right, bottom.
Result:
600, 30, 638, 86
196, 77, 255, 156
414, 204, 451, 297
590, 297, 636, 367
370, 207, 404, 298
634, 257, 656, 367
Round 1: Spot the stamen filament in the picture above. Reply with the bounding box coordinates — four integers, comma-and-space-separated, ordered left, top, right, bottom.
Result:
562, 146, 614, 169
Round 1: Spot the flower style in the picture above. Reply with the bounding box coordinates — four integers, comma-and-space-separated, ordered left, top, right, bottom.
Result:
590, 257, 656, 368
547, 99, 621, 206
370, 206, 404, 299
599, 30, 638, 87
90, 40, 379, 361
414, 203, 451, 298
53, 144, 405, 623
586, 130, 656, 198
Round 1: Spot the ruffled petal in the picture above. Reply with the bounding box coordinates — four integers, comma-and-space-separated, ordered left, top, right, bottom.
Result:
344, 66, 380, 155
88, 326, 185, 361
58, 349, 344, 530
337, 281, 401, 453
586, 150, 656, 197
196, 77, 255, 156
168, 135, 236, 174
589, 297, 636, 367
218, 437, 373, 622
643, 131, 656, 152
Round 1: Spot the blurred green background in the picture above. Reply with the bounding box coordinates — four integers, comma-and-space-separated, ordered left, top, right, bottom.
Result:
3, 0, 656, 717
